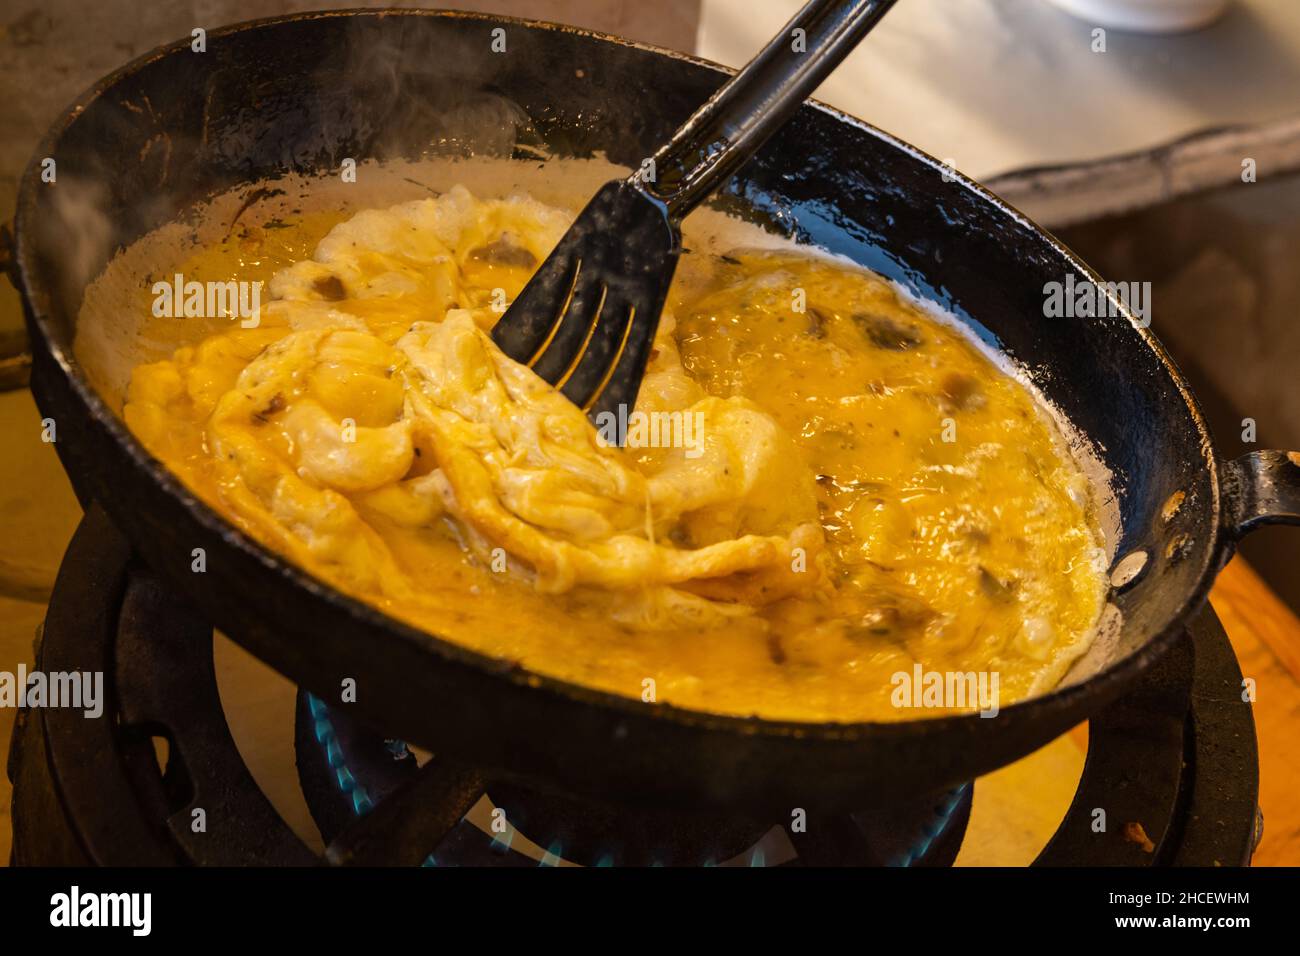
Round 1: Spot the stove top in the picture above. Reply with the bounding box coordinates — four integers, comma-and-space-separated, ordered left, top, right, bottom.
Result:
7, 506, 1261, 866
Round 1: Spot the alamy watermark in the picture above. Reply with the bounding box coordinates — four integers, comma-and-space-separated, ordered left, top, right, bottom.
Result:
152, 273, 262, 328
594, 405, 705, 459
1043, 275, 1151, 328
0, 665, 103, 718
891, 664, 1000, 718
50, 886, 150, 936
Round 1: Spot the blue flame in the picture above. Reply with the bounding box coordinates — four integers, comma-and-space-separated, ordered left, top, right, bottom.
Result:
307, 692, 965, 868
885, 784, 968, 867
307, 692, 376, 819
490, 827, 515, 853
540, 841, 564, 867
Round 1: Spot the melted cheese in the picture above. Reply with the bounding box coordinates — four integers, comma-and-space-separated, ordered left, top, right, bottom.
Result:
122, 186, 1108, 722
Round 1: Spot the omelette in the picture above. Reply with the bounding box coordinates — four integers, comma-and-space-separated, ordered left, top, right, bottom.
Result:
123, 186, 1108, 722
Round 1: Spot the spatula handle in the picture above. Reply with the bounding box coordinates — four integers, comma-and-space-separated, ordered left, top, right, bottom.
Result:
641, 0, 899, 219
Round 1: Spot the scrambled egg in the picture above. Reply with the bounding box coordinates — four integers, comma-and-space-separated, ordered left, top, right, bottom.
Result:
123, 186, 1108, 722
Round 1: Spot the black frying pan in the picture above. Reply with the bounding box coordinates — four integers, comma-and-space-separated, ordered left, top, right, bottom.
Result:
10, 9, 1300, 814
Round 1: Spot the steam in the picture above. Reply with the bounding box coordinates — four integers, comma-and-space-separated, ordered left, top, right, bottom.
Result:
335, 15, 538, 162
33, 13, 553, 358
38, 177, 119, 326
34, 15, 549, 241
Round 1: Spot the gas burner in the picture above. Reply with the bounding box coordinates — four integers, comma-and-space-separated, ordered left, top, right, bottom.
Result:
295, 690, 971, 867
7, 507, 1260, 866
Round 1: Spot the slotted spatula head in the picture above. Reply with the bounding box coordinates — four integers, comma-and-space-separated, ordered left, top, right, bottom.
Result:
490, 180, 680, 423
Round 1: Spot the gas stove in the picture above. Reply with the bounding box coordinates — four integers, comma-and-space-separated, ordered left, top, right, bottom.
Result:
8, 506, 1261, 867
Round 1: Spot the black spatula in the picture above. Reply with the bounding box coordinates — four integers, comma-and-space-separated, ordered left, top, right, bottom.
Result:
490, 0, 899, 426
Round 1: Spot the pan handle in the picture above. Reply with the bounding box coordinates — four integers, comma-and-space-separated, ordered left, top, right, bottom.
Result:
1222, 450, 1300, 537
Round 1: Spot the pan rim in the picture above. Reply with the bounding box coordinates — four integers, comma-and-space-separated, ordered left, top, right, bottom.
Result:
12, 7, 1226, 744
